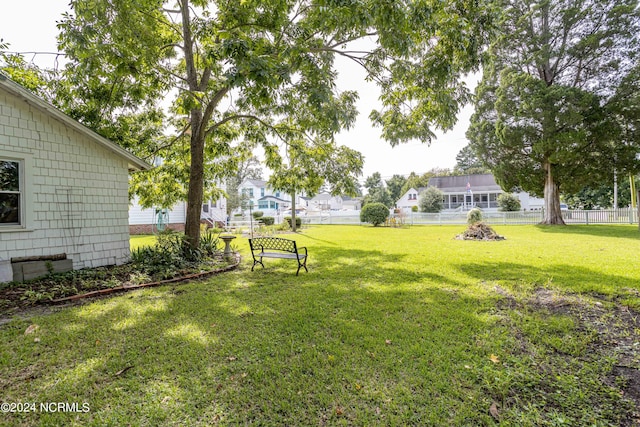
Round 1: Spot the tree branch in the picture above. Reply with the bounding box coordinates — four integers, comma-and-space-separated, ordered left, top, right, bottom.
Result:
146, 123, 191, 158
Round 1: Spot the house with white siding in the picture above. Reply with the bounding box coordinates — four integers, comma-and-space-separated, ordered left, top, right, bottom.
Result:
128, 195, 227, 234
396, 173, 544, 213
0, 75, 150, 282
237, 179, 296, 217
309, 193, 343, 211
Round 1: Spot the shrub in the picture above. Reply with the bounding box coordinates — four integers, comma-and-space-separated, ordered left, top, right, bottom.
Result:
360, 202, 389, 226
497, 193, 521, 211
252, 211, 264, 219
261, 216, 275, 226
467, 208, 483, 224
411, 205, 419, 213
199, 230, 220, 256
418, 186, 444, 213
284, 216, 302, 228
131, 232, 190, 277
200, 223, 210, 234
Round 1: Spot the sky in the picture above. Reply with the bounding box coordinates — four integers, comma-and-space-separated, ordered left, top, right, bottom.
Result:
1, 0, 479, 181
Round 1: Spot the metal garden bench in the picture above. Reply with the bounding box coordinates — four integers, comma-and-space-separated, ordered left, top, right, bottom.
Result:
248, 237, 308, 275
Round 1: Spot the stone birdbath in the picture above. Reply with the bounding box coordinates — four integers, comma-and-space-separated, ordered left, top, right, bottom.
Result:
220, 234, 236, 260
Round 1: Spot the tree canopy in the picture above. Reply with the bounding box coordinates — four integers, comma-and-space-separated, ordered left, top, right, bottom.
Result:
467, 0, 640, 224
418, 186, 444, 213
363, 172, 392, 208
52, 0, 491, 247
385, 174, 407, 204
454, 144, 490, 175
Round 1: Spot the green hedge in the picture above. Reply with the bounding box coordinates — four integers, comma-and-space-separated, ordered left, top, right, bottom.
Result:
284, 216, 302, 228
360, 203, 389, 226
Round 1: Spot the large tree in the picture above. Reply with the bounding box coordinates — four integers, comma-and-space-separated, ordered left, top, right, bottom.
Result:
57, 0, 491, 247
363, 172, 392, 207
385, 174, 407, 204
268, 136, 363, 231
454, 144, 490, 175
467, 0, 640, 224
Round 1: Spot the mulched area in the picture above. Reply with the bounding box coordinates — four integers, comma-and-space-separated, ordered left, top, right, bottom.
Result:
0, 253, 240, 318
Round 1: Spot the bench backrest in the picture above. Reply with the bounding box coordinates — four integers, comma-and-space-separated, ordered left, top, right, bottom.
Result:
249, 237, 297, 253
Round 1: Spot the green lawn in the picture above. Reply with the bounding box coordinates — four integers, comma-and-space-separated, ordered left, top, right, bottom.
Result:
1, 225, 639, 426
130, 234, 156, 251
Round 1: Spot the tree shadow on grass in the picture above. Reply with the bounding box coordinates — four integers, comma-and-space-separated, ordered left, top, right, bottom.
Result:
456, 260, 640, 295
0, 247, 503, 426
246, 246, 449, 291
3, 243, 636, 425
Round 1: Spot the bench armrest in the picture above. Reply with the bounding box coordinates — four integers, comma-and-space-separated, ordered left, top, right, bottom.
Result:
298, 246, 307, 256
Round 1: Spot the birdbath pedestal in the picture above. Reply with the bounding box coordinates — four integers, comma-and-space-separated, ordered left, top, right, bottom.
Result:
220, 235, 236, 260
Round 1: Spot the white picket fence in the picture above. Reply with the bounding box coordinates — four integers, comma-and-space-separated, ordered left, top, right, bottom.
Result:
303, 208, 639, 226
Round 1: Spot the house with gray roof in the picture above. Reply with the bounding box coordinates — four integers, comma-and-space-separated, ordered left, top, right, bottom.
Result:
0, 75, 150, 282
396, 173, 544, 213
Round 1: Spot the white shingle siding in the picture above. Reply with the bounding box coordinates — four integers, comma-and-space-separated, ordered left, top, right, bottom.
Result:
128, 197, 187, 225
1, 85, 132, 273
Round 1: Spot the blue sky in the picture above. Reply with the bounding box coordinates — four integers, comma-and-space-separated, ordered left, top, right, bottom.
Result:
1, 0, 478, 180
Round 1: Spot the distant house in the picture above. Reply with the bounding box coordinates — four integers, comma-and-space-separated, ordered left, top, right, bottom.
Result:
396, 173, 544, 212
304, 193, 362, 213
341, 197, 362, 211
428, 174, 503, 211
309, 193, 343, 211
128, 194, 227, 234
0, 75, 149, 282
237, 179, 303, 216
396, 188, 422, 211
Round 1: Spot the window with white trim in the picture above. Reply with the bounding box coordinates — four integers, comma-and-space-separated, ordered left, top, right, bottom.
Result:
0, 159, 21, 226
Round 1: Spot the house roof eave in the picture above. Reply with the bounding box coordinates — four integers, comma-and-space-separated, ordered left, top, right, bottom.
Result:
0, 75, 151, 172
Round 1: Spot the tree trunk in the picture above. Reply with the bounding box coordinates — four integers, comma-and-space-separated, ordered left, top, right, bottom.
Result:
180, 0, 204, 250
541, 160, 565, 225
291, 190, 297, 232
637, 189, 640, 232
184, 112, 205, 249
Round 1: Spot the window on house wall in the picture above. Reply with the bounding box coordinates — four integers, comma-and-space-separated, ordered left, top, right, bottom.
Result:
261, 188, 265, 197
0, 159, 21, 225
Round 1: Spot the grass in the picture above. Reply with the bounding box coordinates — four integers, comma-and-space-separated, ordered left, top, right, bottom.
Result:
130, 234, 156, 251
1, 225, 639, 426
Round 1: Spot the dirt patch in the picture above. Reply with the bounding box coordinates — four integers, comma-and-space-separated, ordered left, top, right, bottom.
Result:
494, 285, 640, 423
612, 366, 640, 404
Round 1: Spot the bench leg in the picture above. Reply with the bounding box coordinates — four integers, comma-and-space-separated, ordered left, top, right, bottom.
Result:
251, 257, 264, 271
296, 257, 308, 276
